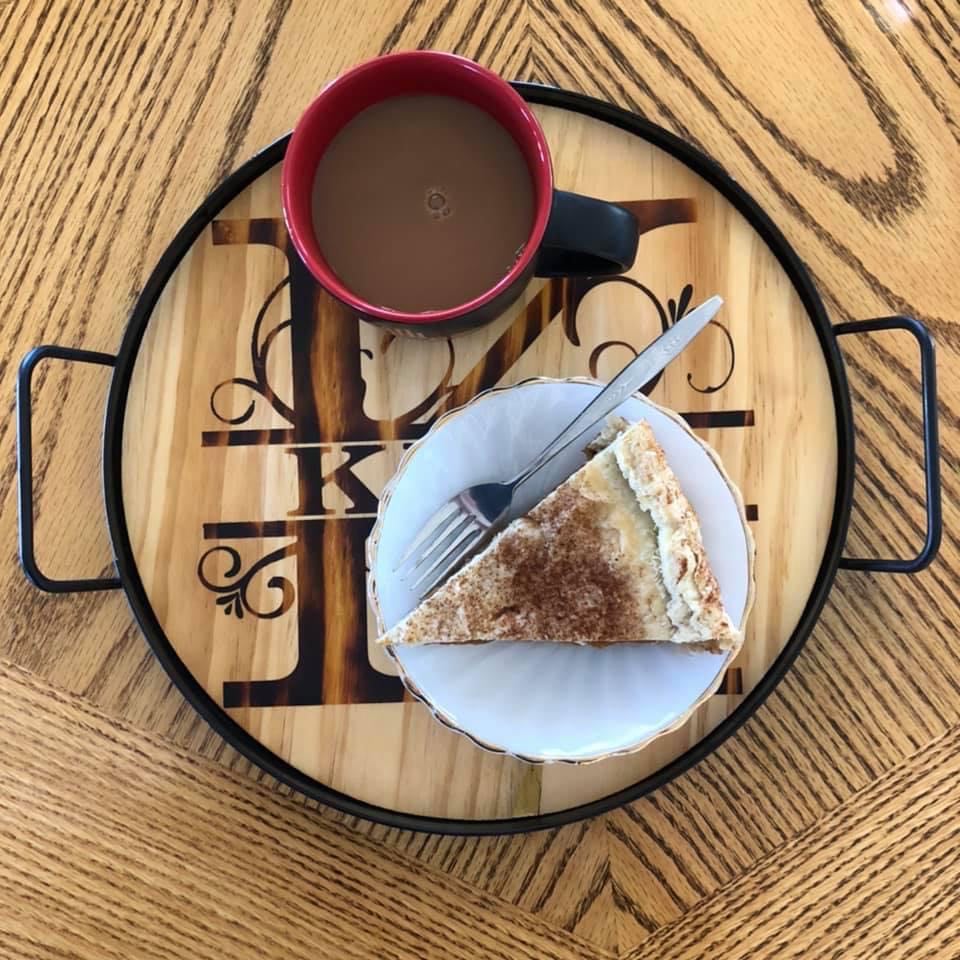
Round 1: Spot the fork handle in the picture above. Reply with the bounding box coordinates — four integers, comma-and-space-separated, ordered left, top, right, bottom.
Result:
509, 295, 723, 494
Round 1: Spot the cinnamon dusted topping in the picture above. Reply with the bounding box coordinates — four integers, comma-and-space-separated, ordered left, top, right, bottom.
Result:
479, 481, 639, 643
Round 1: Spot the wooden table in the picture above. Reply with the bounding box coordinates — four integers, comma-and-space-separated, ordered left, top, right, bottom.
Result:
2, 2, 957, 957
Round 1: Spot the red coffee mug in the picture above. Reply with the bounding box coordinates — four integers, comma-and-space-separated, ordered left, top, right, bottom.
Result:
282, 51, 639, 338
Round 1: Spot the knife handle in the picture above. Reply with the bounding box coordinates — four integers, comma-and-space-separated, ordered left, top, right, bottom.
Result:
509, 295, 723, 490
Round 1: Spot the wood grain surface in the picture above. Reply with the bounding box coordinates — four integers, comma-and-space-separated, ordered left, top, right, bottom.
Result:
2, 1, 958, 957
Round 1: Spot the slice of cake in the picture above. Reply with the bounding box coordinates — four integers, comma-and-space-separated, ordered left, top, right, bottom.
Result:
378, 419, 741, 653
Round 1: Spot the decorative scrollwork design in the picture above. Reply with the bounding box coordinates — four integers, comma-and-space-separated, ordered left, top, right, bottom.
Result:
667, 284, 694, 326
209, 277, 295, 426
686, 321, 735, 394
198, 543, 296, 620
567, 279, 736, 395
588, 340, 637, 379
564, 276, 671, 348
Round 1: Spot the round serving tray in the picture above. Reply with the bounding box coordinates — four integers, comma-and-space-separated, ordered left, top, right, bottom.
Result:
108, 85, 850, 832
18, 84, 940, 834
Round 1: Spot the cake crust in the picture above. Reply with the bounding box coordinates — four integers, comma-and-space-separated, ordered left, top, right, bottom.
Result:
614, 422, 739, 652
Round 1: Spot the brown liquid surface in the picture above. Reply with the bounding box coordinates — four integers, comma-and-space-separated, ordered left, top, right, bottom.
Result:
311, 95, 535, 313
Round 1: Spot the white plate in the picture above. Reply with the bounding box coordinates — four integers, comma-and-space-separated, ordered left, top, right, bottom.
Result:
368, 379, 754, 763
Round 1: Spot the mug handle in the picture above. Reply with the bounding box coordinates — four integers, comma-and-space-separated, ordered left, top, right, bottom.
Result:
534, 190, 640, 277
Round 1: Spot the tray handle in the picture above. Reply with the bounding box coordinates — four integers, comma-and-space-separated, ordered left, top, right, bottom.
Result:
17, 345, 122, 593
835, 316, 941, 574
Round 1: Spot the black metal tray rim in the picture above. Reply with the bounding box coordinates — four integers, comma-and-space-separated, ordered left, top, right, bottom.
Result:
17, 83, 941, 835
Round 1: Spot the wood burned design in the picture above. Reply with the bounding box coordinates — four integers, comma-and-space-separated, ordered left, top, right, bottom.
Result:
573, 281, 735, 395
197, 542, 296, 620
195, 199, 754, 709
208, 276, 295, 427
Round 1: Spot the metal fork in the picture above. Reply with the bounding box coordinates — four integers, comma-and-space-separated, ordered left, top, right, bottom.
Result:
394, 295, 724, 598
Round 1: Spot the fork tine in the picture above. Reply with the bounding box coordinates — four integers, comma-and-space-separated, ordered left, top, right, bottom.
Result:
396, 510, 470, 580
411, 518, 480, 590
405, 512, 477, 583
416, 526, 487, 595
393, 501, 460, 572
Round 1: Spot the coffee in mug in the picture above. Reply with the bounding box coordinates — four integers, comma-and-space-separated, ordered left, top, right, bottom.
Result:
311, 94, 535, 313
283, 52, 640, 337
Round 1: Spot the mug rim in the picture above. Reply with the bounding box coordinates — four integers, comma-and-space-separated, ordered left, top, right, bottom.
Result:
281, 51, 553, 326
